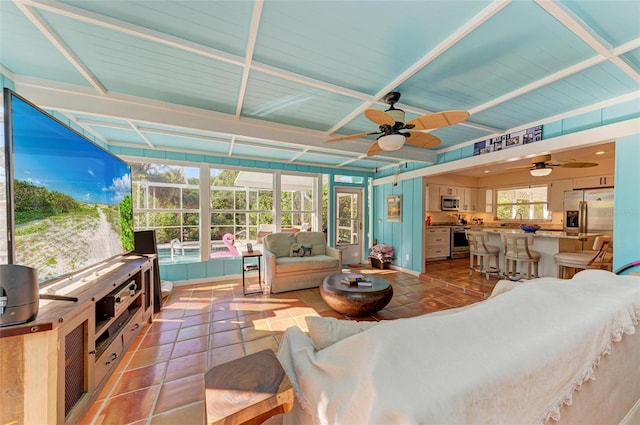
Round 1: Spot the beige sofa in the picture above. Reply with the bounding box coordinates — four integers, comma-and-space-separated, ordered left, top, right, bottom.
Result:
263, 231, 342, 293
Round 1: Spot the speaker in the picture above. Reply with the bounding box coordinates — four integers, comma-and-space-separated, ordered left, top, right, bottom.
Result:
133, 230, 162, 313
134, 230, 158, 255
0, 264, 39, 327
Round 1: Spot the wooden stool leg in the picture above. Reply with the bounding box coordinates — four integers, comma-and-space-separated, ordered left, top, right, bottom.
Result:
469, 254, 474, 276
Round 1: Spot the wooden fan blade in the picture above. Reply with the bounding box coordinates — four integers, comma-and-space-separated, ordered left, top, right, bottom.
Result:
407, 110, 470, 130
559, 161, 598, 168
364, 109, 395, 126
327, 131, 378, 142
531, 154, 552, 163
505, 164, 535, 170
405, 131, 441, 149
367, 141, 383, 156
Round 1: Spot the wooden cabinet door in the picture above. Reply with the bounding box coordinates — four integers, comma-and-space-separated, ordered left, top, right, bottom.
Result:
427, 184, 442, 211
548, 179, 573, 211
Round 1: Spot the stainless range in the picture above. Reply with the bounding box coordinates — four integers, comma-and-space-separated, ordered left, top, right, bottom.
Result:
450, 226, 470, 259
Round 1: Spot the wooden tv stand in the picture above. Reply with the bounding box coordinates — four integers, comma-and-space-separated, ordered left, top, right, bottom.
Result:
0, 254, 156, 425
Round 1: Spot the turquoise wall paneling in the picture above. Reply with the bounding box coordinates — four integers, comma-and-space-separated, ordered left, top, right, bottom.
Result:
561, 110, 602, 134
613, 135, 640, 274
411, 177, 424, 272
542, 121, 563, 139
372, 176, 424, 274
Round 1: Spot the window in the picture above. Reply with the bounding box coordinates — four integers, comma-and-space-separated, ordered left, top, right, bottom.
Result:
281, 173, 315, 231
496, 186, 549, 220
131, 162, 200, 263
211, 169, 273, 244
334, 175, 364, 184
130, 162, 324, 264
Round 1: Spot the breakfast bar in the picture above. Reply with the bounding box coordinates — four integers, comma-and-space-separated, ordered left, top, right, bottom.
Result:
478, 228, 603, 278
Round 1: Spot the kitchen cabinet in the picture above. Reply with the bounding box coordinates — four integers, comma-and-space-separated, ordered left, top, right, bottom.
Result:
425, 184, 442, 211
425, 227, 450, 261
573, 174, 614, 189
476, 189, 493, 213
460, 187, 476, 212
439, 185, 458, 197
426, 184, 481, 212
548, 179, 573, 211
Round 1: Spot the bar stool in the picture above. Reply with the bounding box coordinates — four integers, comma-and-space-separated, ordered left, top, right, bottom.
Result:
554, 235, 612, 279
501, 233, 541, 280
466, 230, 500, 279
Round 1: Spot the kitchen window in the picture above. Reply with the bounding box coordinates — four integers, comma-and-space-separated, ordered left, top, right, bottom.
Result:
496, 186, 550, 220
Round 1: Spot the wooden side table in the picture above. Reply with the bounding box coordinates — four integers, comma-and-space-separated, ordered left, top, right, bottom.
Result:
205, 349, 294, 425
241, 250, 262, 295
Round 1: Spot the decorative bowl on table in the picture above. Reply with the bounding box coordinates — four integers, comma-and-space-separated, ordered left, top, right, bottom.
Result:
520, 224, 540, 233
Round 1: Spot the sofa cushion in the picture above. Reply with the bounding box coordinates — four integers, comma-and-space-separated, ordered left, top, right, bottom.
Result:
289, 243, 304, 257
305, 316, 381, 350
276, 255, 339, 273
295, 232, 326, 256
264, 232, 296, 258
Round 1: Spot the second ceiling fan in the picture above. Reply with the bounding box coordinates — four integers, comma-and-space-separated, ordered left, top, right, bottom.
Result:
328, 92, 469, 156
507, 154, 599, 176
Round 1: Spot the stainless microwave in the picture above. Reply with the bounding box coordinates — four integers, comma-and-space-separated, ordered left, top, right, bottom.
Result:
441, 195, 460, 211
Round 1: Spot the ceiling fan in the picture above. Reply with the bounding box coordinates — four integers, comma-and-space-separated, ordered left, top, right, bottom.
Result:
327, 92, 469, 156
507, 154, 599, 176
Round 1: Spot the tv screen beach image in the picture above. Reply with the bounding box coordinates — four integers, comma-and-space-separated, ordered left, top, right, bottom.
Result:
9, 95, 133, 283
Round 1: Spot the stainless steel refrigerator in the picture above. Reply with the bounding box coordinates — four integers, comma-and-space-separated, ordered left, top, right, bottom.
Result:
563, 188, 614, 237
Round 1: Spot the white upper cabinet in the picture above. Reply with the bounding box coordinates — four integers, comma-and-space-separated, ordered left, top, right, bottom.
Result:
573, 174, 614, 189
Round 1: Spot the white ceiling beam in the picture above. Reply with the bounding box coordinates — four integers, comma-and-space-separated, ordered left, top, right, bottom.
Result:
19, 0, 492, 139
14, 1, 107, 95
537, 0, 640, 83
337, 155, 368, 168
20, 0, 244, 66
59, 111, 109, 145
235, 0, 263, 118
15, 78, 438, 163
375, 118, 640, 185
127, 121, 155, 148
441, 90, 640, 155
288, 147, 310, 163
228, 136, 236, 157
469, 55, 608, 115
113, 141, 375, 173
327, 0, 511, 135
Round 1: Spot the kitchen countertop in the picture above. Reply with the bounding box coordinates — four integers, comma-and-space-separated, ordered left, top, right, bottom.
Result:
475, 228, 601, 240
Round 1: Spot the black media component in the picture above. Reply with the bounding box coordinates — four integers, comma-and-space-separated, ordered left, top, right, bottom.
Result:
0, 264, 39, 327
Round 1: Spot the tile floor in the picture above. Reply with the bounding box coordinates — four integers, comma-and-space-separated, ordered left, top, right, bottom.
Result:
80, 259, 499, 425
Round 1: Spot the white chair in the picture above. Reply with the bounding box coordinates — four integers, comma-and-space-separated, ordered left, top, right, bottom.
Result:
466, 230, 500, 280
554, 235, 613, 279
501, 233, 541, 280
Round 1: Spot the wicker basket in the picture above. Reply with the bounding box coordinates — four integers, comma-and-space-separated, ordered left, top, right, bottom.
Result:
369, 257, 390, 270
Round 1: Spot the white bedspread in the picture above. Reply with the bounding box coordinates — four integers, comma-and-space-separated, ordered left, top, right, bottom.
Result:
278, 271, 640, 424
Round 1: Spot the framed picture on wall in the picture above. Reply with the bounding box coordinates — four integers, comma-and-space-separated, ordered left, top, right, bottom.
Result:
387, 195, 402, 222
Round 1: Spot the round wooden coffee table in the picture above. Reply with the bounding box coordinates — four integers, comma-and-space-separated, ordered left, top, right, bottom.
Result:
320, 274, 393, 317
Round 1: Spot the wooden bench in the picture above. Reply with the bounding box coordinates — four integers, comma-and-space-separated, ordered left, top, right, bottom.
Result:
205, 349, 294, 425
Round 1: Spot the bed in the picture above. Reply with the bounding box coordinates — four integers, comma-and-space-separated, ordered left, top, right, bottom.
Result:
277, 270, 640, 424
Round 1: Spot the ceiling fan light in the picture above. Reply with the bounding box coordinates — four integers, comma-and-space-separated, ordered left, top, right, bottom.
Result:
378, 134, 405, 151
530, 167, 552, 177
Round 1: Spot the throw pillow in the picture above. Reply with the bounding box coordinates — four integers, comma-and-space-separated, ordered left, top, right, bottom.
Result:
302, 245, 313, 257
305, 316, 381, 350
289, 243, 304, 257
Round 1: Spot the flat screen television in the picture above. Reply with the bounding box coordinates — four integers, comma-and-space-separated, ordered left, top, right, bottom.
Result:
2, 88, 134, 284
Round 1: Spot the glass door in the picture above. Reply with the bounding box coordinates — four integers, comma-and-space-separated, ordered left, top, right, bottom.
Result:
334, 188, 363, 265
